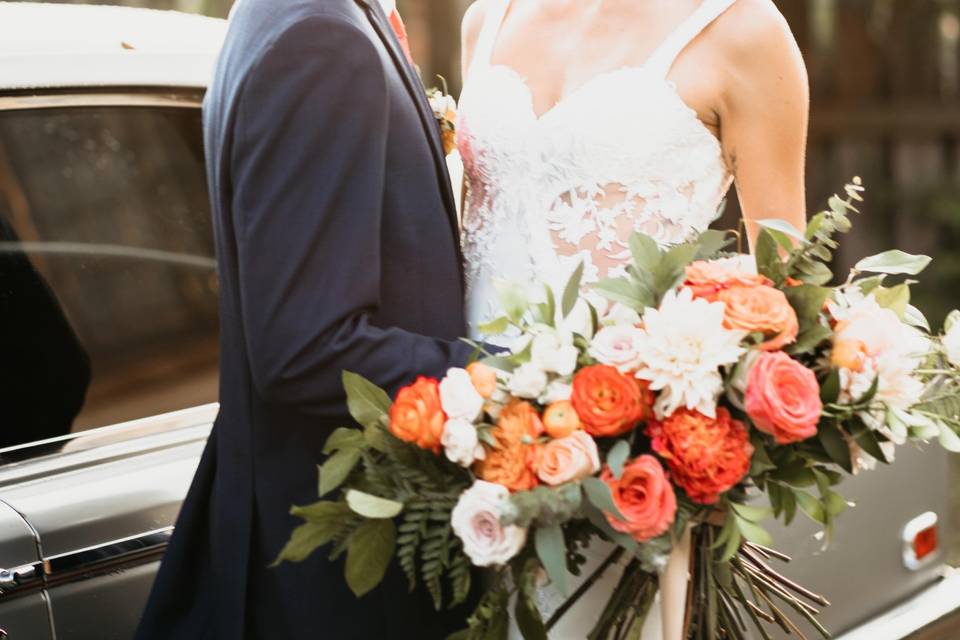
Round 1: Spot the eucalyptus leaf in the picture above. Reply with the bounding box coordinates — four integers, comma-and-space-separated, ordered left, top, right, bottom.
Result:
593, 277, 654, 312
607, 440, 631, 479
343, 371, 392, 429
346, 489, 404, 519
938, 421, 960, 453
582, 477, 625, 522
755, 230, 786, 284
729, 501, 771, 523
562, 262, 585, 318
873, 284, 910, 318
535, 524, 569, 596
855, 250, 932, 276
903, 304, 931, 332
735, 516, 774, 546
495, 280, 530, 322
345, 519, 396, 598
629, 233, 661, 271
795, 489, 826, 524
757, 218, 807, 243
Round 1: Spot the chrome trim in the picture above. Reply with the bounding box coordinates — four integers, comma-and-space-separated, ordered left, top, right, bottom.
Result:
0, 90, 202, 111
0, 562, 42, 592
42, 527, 172, 584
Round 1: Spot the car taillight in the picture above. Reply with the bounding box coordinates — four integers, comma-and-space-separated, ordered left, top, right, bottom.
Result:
903, 512, 940, 570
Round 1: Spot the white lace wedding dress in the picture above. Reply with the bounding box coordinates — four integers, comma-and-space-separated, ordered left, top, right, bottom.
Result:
457, 0, 738, 637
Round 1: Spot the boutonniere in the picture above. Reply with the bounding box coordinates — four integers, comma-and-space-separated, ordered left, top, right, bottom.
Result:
425, 77, 458, 156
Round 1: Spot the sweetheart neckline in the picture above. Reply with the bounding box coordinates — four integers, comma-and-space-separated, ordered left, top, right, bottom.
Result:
480, 63, 724, 155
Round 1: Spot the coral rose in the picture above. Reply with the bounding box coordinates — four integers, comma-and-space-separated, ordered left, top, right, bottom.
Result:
745, 352, 822, 444
602, 455, 677, 542
536, 431, 600, 486
389, 377, 446, 452
475, 401, 542, 491
543, 401, 581, 438
716, 285, 799, 351
572, 365, 651, 438
685, 258, 772, 302
648, 407, 753, 504
466, 362, 498, 398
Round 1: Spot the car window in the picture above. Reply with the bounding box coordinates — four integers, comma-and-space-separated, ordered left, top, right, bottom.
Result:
0, 105, 218, 450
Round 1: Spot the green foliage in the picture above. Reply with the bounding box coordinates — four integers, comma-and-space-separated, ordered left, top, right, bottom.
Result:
502, 484, 583, 529
345, 489, 404, 518
345, 519, 396, 598
606, 440, 631, 479
514, 558, 548, 640
855, 250, 932, 276
535, 524, 568, 596
342, 371, 391, 428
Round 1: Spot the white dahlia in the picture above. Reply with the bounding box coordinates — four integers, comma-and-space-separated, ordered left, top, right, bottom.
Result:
633, 288, 746, 418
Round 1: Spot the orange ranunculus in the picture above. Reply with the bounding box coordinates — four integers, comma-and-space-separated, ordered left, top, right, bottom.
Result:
648, 407, 753, 505
685, 259, 773, 302
466, 362, 498, 398
543, 401, 581, 439
389, 377, 446, 452
602, 455, 677, 542
716, 285, 799, 351
536, 431, 600, 486
571, 365, 651, 438
475, 401, 542, 491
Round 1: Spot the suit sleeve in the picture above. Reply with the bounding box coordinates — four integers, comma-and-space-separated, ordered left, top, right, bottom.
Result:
230, 16, 473, 417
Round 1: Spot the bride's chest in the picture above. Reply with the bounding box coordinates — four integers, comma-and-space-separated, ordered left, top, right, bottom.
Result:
457, 65, 725, 183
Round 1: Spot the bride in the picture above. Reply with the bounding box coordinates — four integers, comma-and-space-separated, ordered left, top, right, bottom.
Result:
456, 0, 809, 636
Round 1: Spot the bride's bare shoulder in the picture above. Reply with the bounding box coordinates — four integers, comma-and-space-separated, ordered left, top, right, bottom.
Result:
711, 0, 807, 95
713, 0, 802, 64
461, 0, 495, 73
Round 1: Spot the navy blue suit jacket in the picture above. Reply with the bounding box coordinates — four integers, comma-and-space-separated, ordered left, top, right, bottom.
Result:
136, 0, 475, 637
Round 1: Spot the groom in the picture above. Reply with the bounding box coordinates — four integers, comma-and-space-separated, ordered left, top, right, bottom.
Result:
135, 0, 476, 638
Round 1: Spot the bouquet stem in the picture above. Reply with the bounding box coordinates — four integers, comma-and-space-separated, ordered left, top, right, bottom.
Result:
545, 548, 626, 631
661, 524, 693, 640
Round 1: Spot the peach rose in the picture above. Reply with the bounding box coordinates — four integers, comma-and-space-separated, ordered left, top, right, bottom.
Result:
602, 455, 677, 542
571, 365, 651, 438
536, 431, 600, 486
389, 377, 446, 452
685, 259, 772, 302
543, 401, 581, 439
475, 401, 542, 491
831, 339, 868, 373
745, 352, 822, 444
716, 285, 799, 351
466, 362, 498, 398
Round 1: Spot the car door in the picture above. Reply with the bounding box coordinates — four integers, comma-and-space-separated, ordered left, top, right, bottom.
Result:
0, 89, 218, 640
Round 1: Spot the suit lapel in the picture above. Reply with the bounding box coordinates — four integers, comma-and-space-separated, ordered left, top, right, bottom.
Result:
354, 0, 463, 272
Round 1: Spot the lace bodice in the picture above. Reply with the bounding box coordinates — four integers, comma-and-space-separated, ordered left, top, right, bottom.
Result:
458, 0, 736, 338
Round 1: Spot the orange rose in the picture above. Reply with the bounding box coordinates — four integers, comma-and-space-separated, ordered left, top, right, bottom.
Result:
475, 401, 542, 491
685, 259, 773, 302
536, 431, 600, 486
602, 455, 677, 542
745, 352, 822, 445
389, 377, 446, 452
716, 285, 799, 351
543, 401, 581, 439
648, 407, 753, 505
466, 362, 498, 398
571, 365, 651, 438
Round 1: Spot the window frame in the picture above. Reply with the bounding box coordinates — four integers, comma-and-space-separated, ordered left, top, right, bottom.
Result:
0, 86, 217, 466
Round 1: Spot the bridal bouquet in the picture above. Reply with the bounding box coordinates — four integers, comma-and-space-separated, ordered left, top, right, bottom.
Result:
277, 180, 960, 639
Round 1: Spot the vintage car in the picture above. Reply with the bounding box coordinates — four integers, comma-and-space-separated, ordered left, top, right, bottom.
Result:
0, 3, 957, 639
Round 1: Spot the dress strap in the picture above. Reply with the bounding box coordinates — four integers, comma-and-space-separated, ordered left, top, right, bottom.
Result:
468, 0, 512, 74
645, 0, 738, 78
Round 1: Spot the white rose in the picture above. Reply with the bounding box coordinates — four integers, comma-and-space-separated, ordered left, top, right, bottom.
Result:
531, 329, 579, 376
451, 481, 527, 566
540, 379, 573, 404
589, 325, 646, 372
508, 363, 548, 399
442, 419, 485, 467
943, 318, 960, 368
485, 388, 510, 421
439, 368, 484, 420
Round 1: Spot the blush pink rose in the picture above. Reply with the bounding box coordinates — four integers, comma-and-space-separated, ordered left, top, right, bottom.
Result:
745, 352, 822, 444
536, 431, 600, 486
602, 455, 677, 542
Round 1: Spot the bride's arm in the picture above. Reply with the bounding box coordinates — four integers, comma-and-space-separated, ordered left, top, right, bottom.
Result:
715, 0, 810, 248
